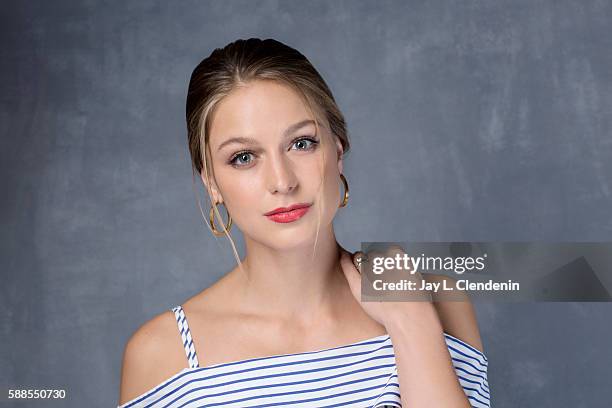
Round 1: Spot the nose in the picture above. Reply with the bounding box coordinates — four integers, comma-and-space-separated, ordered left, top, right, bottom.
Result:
266, 152, 298, 195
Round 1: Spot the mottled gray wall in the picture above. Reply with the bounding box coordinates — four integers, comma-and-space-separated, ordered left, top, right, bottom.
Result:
2, 1, 611, 407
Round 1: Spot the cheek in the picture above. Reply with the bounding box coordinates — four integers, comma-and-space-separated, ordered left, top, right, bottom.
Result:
213, 168, 258, 216
324, 173, 341, 210
223, 177, 258, 208
218, 182, 262, 236
317, 162, 342, 219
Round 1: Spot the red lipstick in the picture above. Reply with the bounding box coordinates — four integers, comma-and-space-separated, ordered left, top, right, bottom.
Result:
264, 203, 312, 223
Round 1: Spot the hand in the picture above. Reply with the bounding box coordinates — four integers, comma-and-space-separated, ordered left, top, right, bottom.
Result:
339, 245, 433, 329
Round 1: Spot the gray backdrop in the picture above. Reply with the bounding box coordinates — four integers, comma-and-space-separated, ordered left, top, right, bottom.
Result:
2, 1, 611, 407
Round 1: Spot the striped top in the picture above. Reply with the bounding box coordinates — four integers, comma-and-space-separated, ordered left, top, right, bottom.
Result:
118, 305, 490, 408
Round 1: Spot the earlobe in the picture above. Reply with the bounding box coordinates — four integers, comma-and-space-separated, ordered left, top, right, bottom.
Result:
335, 139, 344, 174
200, 171, 223, 204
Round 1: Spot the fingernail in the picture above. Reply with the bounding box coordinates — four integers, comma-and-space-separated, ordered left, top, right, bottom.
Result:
353, 251, 367, 272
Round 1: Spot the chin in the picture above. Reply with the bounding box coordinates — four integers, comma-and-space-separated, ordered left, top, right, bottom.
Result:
262, 221, 320, 248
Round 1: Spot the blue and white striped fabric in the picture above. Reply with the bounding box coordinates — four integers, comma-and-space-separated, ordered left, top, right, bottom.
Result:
118, 305, 490, 408
173, 306, 200, 369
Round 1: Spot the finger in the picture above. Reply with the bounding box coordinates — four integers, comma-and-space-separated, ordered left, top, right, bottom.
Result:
352, 251, 367, 273
384, 244, 414, 277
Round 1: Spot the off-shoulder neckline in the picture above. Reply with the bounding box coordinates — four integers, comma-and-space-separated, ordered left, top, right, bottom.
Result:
118, 331, 487, 407
118, 333, 391, 407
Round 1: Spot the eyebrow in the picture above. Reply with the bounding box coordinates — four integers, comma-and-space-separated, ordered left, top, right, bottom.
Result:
216, 119, 316, 152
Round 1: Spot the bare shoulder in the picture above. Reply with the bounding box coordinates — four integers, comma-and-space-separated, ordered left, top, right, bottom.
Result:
118, 309, 187, 406
423, 273, 485, 354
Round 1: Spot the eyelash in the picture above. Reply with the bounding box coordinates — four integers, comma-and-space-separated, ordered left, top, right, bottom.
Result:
227, 136, 319, 168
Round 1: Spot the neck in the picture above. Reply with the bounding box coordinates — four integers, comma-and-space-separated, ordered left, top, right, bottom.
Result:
235, 228, 347, 327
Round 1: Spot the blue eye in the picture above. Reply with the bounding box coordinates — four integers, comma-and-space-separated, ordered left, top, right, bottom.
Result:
228, 152, 253, 167
227, 136, 319, 169
292, 137, 318, 151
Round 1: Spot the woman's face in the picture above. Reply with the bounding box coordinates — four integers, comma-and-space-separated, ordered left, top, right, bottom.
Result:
204, 79, 344, 250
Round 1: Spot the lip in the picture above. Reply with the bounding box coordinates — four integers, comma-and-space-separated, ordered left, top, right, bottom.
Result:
264, 203, 312, 224
264, 203, 312, 216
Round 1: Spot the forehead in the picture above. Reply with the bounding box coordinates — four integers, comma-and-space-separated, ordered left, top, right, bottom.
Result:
208, 80, 315, 146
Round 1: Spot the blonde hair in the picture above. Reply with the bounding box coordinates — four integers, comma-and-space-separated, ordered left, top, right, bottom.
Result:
185, 38, 350, 271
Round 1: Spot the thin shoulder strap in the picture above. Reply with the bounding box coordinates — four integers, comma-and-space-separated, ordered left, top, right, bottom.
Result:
171, 305, 200, 368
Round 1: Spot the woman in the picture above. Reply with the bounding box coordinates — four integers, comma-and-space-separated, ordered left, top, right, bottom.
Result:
118, 38, 490, 408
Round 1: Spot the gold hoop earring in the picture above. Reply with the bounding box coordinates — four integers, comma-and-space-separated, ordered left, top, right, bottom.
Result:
209, 201, 232, 236
339, 174, 349, 208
